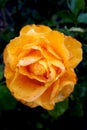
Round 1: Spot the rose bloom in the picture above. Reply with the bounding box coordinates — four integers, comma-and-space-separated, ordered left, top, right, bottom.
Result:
3, 24, 82, 110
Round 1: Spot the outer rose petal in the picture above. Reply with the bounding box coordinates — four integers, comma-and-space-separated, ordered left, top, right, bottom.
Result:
20, 24, 51, 35
3, 47, 15, 85
20, 100, 38, 108
45, 31, 70, 62
64, 36, 83, 68
55, 69, 76, 102
9, 72, 50, 102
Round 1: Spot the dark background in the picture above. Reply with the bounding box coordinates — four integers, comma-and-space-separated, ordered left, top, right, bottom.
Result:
0, 0, 87, 130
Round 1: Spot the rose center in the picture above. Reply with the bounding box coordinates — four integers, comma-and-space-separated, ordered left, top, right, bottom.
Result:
29, 63, 46, 76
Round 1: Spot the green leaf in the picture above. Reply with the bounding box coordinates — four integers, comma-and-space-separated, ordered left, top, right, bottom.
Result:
48, 99, 68, 119
0, 65, 4, 80
36, 122, 43, 129
77, 13, 87, 24
0, 84, 18, 110
69, 98, 84, 117
57, 10, 75, 24
67, 0, 85, 15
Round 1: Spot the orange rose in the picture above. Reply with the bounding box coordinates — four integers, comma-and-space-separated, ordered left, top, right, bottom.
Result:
3, 24, 82, 110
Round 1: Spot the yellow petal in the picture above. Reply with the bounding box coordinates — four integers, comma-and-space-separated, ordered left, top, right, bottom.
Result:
64, 36, 83, 68
45, 31, 69, 62
9, 72, 49, 102
59, 81, 74, 97
17, 56, 41, 66
55, 69, 77, 102
32, 80, 60, 110
20, 24, 52, 35
20, 100, 38, 108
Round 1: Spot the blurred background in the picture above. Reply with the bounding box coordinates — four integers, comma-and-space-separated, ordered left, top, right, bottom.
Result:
0, 0, 87, 130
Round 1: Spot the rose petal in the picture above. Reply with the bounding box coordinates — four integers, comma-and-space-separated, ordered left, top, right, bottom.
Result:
59, 68, 77, 84
20, 24, 52, 35
64, 36, 83, 68
45, 31, 70, 61
17, 56, 42, 66
55, 69, 76, 102
20, 100, 38, 108
35, 83, 59, 110
29, 80, 60, 110
9, 72, 49, 102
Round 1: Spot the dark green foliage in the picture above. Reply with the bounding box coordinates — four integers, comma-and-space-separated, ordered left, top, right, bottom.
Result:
0, 84, 17, 110
67, 0, 85, 16
0, 65, 4, 80
78, 13, 87, 24
48, 99, 68, 119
